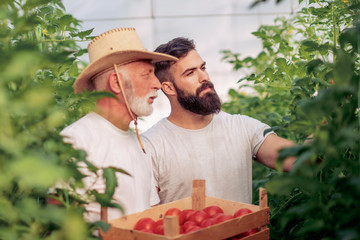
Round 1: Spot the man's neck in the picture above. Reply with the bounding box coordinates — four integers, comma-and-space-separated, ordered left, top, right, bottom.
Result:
167, 108, 214, 130
95, 98, 132, 131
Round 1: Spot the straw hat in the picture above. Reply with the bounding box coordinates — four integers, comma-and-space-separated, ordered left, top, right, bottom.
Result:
73, 27, 178, 93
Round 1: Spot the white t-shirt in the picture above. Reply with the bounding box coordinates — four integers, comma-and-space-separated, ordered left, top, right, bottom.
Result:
60, 112, 159, 222
142, 111, 272, 204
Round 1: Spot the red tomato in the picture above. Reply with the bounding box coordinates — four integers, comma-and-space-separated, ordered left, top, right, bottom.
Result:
184, 225, 202, 233
188, 210, 209, 225
153, 224, 164, 235
165, 207, 181, 216
139, 228, 153, 233
233, 208, 253, 218
165, 207, 182, 224
213, 213, 233, 224
46, 198, 62, 205
202, 205, 224, 217
199, 217, 216, 228
134, 217, 155, 231
182, 220, 197, 232
153, 219, 163, 228
238, 228, 258, 238
179, 225, 184, 234
179, 209, 195, 225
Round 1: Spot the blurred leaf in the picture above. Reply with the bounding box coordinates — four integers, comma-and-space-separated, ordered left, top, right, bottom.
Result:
78, 28, 94, 40
9, 155, 64, 189
93, 221, 111, 233
103, 168, 117, 197
63, 213, 87, 240
306, 59, 323, 74
300, 40, 319, 52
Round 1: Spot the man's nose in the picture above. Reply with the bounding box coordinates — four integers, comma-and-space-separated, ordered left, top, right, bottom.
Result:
198, 69, 209, 83
152, 75, 161, 90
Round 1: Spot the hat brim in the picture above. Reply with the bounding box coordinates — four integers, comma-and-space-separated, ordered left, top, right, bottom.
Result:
74, 50, 178, 93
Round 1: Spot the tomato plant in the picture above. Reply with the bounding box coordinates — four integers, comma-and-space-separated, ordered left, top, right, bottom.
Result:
0, 0, 123, 239
222, 0, 360, 239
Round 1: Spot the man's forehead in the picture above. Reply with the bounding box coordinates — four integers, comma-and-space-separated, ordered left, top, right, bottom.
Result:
171, 50, 204, 73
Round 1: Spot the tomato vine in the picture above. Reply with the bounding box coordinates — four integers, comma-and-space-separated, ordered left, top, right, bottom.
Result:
222, 0, 360, 239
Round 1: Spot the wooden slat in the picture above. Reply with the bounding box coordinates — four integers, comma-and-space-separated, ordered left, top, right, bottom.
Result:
164, 215, 180, 237
192, 179, 205, 210
259, 187, 268, 209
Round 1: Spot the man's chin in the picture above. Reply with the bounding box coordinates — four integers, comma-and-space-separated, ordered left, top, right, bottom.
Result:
133, 107, 153, 117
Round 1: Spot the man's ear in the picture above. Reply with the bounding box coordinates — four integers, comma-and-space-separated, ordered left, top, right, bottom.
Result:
108, 71, 122, 94
162, 81, 176, 96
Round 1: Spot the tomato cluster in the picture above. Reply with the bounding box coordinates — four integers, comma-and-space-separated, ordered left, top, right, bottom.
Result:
133, 206, 258, 239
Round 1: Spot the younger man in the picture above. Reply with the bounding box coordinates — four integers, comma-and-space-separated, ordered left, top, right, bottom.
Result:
142, 37, 296, 204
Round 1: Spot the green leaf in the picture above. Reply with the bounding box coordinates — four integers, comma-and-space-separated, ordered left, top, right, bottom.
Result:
301, 40, 319, 52
276, 58, 288, 72
103, 168, 117, 197
339, 28, 358, 53
108, 166, 132, 177
63, 213, 88, 240
306, 59, 323, 74
291, 150, 315, 172
9, 155, 65, 189
92, 220, 111, 233
78, 28, 94, 40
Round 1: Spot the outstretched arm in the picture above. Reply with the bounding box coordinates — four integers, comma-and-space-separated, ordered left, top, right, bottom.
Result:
255, 134, 297, 172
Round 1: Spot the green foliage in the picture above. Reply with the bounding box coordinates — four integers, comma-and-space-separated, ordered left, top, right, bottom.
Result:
0, 0, 120, 239
222, 0, 360, 239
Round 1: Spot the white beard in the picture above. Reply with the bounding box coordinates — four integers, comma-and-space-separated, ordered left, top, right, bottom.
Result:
126, 90, 157, 117
125, 82, 158, 117
121, 70, 158, 117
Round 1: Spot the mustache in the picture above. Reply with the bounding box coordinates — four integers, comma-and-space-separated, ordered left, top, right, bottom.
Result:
196, 81, 215, 96
147, 90, 158, 99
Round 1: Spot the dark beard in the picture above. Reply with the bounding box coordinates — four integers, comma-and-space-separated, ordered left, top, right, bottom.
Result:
174, 81, 221, 116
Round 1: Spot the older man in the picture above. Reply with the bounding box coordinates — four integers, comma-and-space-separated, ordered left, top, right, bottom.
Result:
60, 28, 177, 221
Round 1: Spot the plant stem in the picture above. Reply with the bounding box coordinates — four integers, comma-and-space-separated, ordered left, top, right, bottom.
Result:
358, 22, 360, 176
332, 1, 337, 62
270, 191, 303, 220
314, 0, 324, 8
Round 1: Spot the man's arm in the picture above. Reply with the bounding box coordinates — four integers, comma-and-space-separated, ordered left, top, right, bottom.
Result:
255, 134, 297, 172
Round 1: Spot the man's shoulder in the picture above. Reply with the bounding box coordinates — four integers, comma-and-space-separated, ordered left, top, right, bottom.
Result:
214, 111, 243, 123
142, 118, 169, 138
216, 111, 259, 123
213, 111, 268, 133
60, 113, 95, 136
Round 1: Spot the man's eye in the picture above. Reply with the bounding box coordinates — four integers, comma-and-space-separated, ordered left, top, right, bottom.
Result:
186, 71, 193, 76
201, 66, 206, 70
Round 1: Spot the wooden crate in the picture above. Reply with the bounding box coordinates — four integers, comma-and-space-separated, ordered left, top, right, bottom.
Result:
100, 180, 269, 240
